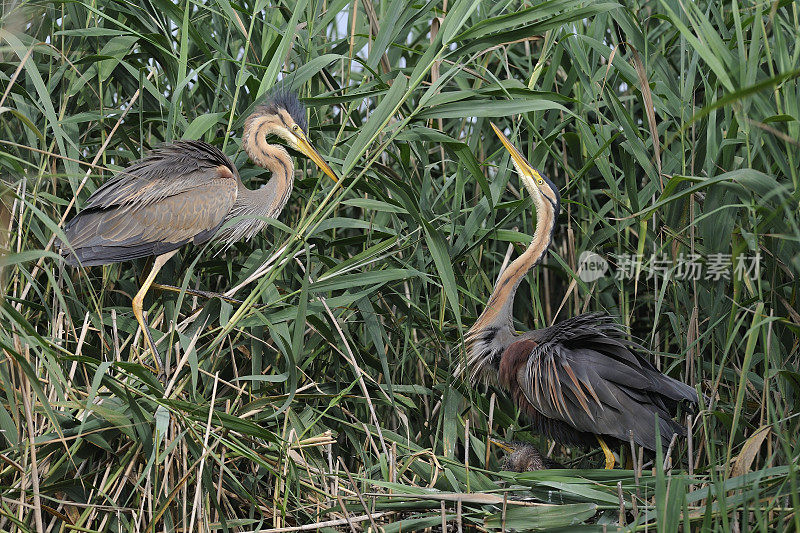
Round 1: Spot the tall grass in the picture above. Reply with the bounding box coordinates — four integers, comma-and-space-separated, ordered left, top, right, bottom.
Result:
1, 0, 798, 530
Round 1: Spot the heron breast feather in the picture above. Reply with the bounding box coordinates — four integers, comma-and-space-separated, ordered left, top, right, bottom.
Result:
498, 339, 538, 389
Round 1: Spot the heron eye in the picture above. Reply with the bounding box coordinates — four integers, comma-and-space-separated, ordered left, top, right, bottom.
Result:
537, 177, 544, 185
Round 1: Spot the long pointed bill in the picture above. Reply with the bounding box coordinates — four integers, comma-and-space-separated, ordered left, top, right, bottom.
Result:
490, 122, 535, 177
489, 438, 515, 453
296, 137, 339, 182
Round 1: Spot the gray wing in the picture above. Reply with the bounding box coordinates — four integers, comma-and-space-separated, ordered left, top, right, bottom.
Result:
60, 141, 239, 266
517, 313, 697, 450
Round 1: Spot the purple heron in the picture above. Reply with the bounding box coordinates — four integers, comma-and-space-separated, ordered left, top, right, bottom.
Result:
58, 91, 338, 373
460, 123, 698, 469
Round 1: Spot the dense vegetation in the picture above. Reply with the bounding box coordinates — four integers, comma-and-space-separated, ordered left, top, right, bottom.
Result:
1, 0, 799, 530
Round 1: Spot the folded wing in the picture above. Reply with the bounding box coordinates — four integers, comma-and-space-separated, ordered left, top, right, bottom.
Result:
60, 141, 239, 266
507, 314, 698, 450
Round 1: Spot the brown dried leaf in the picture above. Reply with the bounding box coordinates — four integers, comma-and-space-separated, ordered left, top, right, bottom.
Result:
731, 425, 771, 477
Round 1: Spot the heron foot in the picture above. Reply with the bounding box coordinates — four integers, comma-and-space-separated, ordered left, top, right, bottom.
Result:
151, 282, 245, 305
597, 436, 615, 469
133, 294, 164, 376
132, 251, 177, 378
144, 312, 166, 381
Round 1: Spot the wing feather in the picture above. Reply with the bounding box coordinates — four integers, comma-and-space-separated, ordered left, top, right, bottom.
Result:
505, 313, 698, 451
60, 141, 239, 266
85, 141, 238, 209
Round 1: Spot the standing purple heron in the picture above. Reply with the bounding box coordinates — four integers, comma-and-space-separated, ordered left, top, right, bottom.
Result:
460, 123, 698, 469
58, 91, 338, 373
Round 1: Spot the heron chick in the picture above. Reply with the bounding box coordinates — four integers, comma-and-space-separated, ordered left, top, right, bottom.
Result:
491, 439, 563, 471
58, 91, 338, 374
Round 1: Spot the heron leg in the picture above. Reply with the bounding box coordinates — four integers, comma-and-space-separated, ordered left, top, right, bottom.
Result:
132, 250, 178, 375
597, 436, 615, 469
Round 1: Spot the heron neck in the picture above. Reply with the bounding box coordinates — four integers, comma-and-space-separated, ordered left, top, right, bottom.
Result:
217, 115, 295, 244
240, 114, 296, 218
236, 160, 292, 216
472, 194, 557, 333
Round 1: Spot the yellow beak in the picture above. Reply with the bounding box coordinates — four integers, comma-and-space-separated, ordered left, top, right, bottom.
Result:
490, 122, 538, 180
489, 438, 515, 453
296, 136, 339, 182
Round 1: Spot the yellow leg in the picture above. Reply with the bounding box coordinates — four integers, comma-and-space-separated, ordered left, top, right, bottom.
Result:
597, 436, 615, 469
132, 251, 177, 375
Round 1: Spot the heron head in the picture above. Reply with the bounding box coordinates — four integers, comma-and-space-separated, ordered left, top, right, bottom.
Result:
490, 123, 559, 214
490, 439, 558, 471
248, 91, 339, 182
